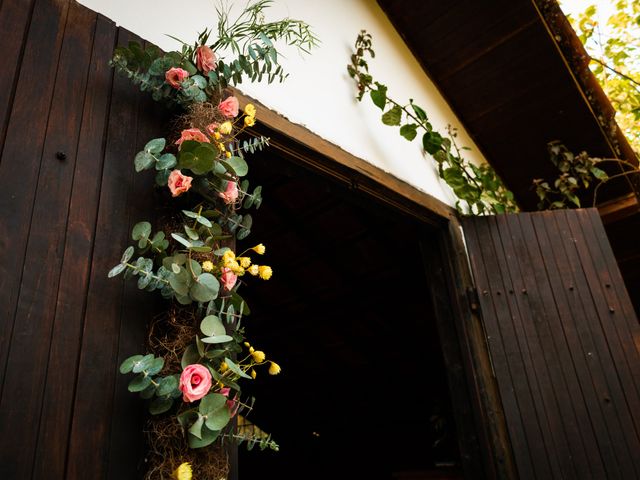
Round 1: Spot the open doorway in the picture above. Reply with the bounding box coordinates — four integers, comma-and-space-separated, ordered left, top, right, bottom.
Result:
236, 145, 464, 479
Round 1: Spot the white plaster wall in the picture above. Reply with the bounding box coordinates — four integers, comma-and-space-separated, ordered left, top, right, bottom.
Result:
78, 0, 488, 206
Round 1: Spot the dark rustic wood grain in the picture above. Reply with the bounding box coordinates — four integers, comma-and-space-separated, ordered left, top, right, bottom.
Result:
462, 210, 640, 479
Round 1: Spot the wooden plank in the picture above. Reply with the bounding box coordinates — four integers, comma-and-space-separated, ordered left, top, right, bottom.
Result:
426, 217, 519, 479
65, 27, 142, 480
493, 214, 580, 478
540, 211, 637, 477
462, 217, 537, 478
31, 12, 116, 480
106, 47, 168, 479
0, 0, 69, 400
0, 0, 36, 156
514, 213, 607, 478
530, 212, 623, 477
480, 215, 556, 479
552, 211, 640, 476
567, 211, 640, 442
232, 89, 455, 226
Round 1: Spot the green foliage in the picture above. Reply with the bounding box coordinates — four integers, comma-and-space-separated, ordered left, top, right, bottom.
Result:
108, 0, 305, 458
565, 1, 640, 154
347, 30, 519, 215
533, 140, 638, 209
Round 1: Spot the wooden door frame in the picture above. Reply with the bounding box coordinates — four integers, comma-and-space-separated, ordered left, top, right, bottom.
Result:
233, 89, 516, 479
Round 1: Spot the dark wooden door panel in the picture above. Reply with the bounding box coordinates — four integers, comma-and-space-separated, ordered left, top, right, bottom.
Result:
462, 210, 640, 479
0, 2, 165, 478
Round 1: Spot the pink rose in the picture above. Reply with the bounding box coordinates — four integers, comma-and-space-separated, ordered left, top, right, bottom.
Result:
179, 364, 212, 402
218, 181, 238, 204
218, 96, 239, 118
167, 170, 193, 197
220, 267, 238, 291
196, 45, 217, 74
175, 128, 210, 147
165, 67, 189, 89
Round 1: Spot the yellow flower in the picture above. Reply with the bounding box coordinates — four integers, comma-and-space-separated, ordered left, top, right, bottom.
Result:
213, 131, 222, 140
248, 265, 259, 276
244, 103, 256, 117
251, 244, 266, 255
219, 121, 233, 135
251, 369, 257, 379
225, 151, 231, 158
249, 346, 255, 353
222, 250, 236, 268
230, 264, 245, 275
243, 341, 251, 347
217, 142, 226, 151
244, 115, 256, 127
268, 361, 281, 375
201, 260, 214, 272
251, 350, 266, 363
220, 361, 229, 373
173, 462, 192, 480
258, 265, 272, 280
237, 256, 251, 268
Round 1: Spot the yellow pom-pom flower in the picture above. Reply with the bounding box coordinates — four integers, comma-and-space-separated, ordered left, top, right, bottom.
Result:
258, 265, 272, 280
251, 350, 266, 363
213, 131, 222, 140
237, 256, 252, 268
222, 250, 236, 268
268, 361, 281, 375
220, 361, 229, 373
251, 369, 257, 379
251, 244, 266, 255
173, 462, 192, 480
244, 103, 256, 117
225, 151, 231, 158
248, 265, 259, 276
219, 121, 233, 135
244, 116, 256, 127
201, 260, 214, 272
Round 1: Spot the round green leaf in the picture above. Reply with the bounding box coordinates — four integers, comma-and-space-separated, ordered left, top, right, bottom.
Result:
199, 393, 227, 414
221, 156, 249, 176
120, 354, 143, 374
200, 315, 225, 337
149, 396, 174, 415
132, 353, 154, 373
134, 151, 154, 172
156, 153, 176, 170
188, 425, 220, 448
128, 373, 152, 392
205, 405, 231, 430
201, 334, 234, 344
188, 415, 205, 439
145, 137, 166, 154
181, 344, 200, 369
157, 375, 179, 396
190, 273, 220, 303
147, 357, 165, 375
132, 222, 152, 241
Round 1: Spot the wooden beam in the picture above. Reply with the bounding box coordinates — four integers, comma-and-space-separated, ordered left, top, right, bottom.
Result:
231, 88, 456, 227
597, 193, 640, 224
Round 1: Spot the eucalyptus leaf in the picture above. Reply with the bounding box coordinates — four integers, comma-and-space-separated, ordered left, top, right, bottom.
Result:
190, 273, 220, 303
224, 357, 252, 379
188, 425, 220, 448
201, 334, 234, 344
205, 405, 231, 430
157, 375, 179, 396
108, 263, 126, 278
145, 138, 166, 154
120, 354, 144, 374
199, 393, 227, 414
181, 344, 201, 369
132, 222, 152, 241
121, 246, 135, 263
149, 396, 174, 415
200, 315, 226, 337
188, 415, 205, 439
128, 373, 152, 392
134, 151, 154, 172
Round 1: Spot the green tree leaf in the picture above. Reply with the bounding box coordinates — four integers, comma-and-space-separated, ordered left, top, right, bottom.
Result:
200, 315, 226, 337
399, 124, 418, 141
423, 132, 443, 155
145, 138, 166, 154
381, 105, 402, 126
370, 83, 387, 110
190, 273, 220, 302
134, 151, 154, 172
120, 354, 144, 374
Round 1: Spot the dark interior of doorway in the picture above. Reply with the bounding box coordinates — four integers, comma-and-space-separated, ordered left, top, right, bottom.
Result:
235, 146, 463, 480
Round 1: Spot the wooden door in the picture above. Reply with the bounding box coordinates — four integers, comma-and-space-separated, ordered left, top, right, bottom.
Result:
0, 1, 167, 478
461, 209, 640, 479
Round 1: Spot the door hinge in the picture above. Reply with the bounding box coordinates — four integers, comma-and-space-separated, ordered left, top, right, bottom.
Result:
467, 287, 480, 313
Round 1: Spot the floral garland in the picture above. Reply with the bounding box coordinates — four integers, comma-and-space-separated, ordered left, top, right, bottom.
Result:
107, 2, 317, 478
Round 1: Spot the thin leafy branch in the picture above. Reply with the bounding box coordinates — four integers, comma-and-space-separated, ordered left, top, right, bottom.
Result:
347, 30, 518, 215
